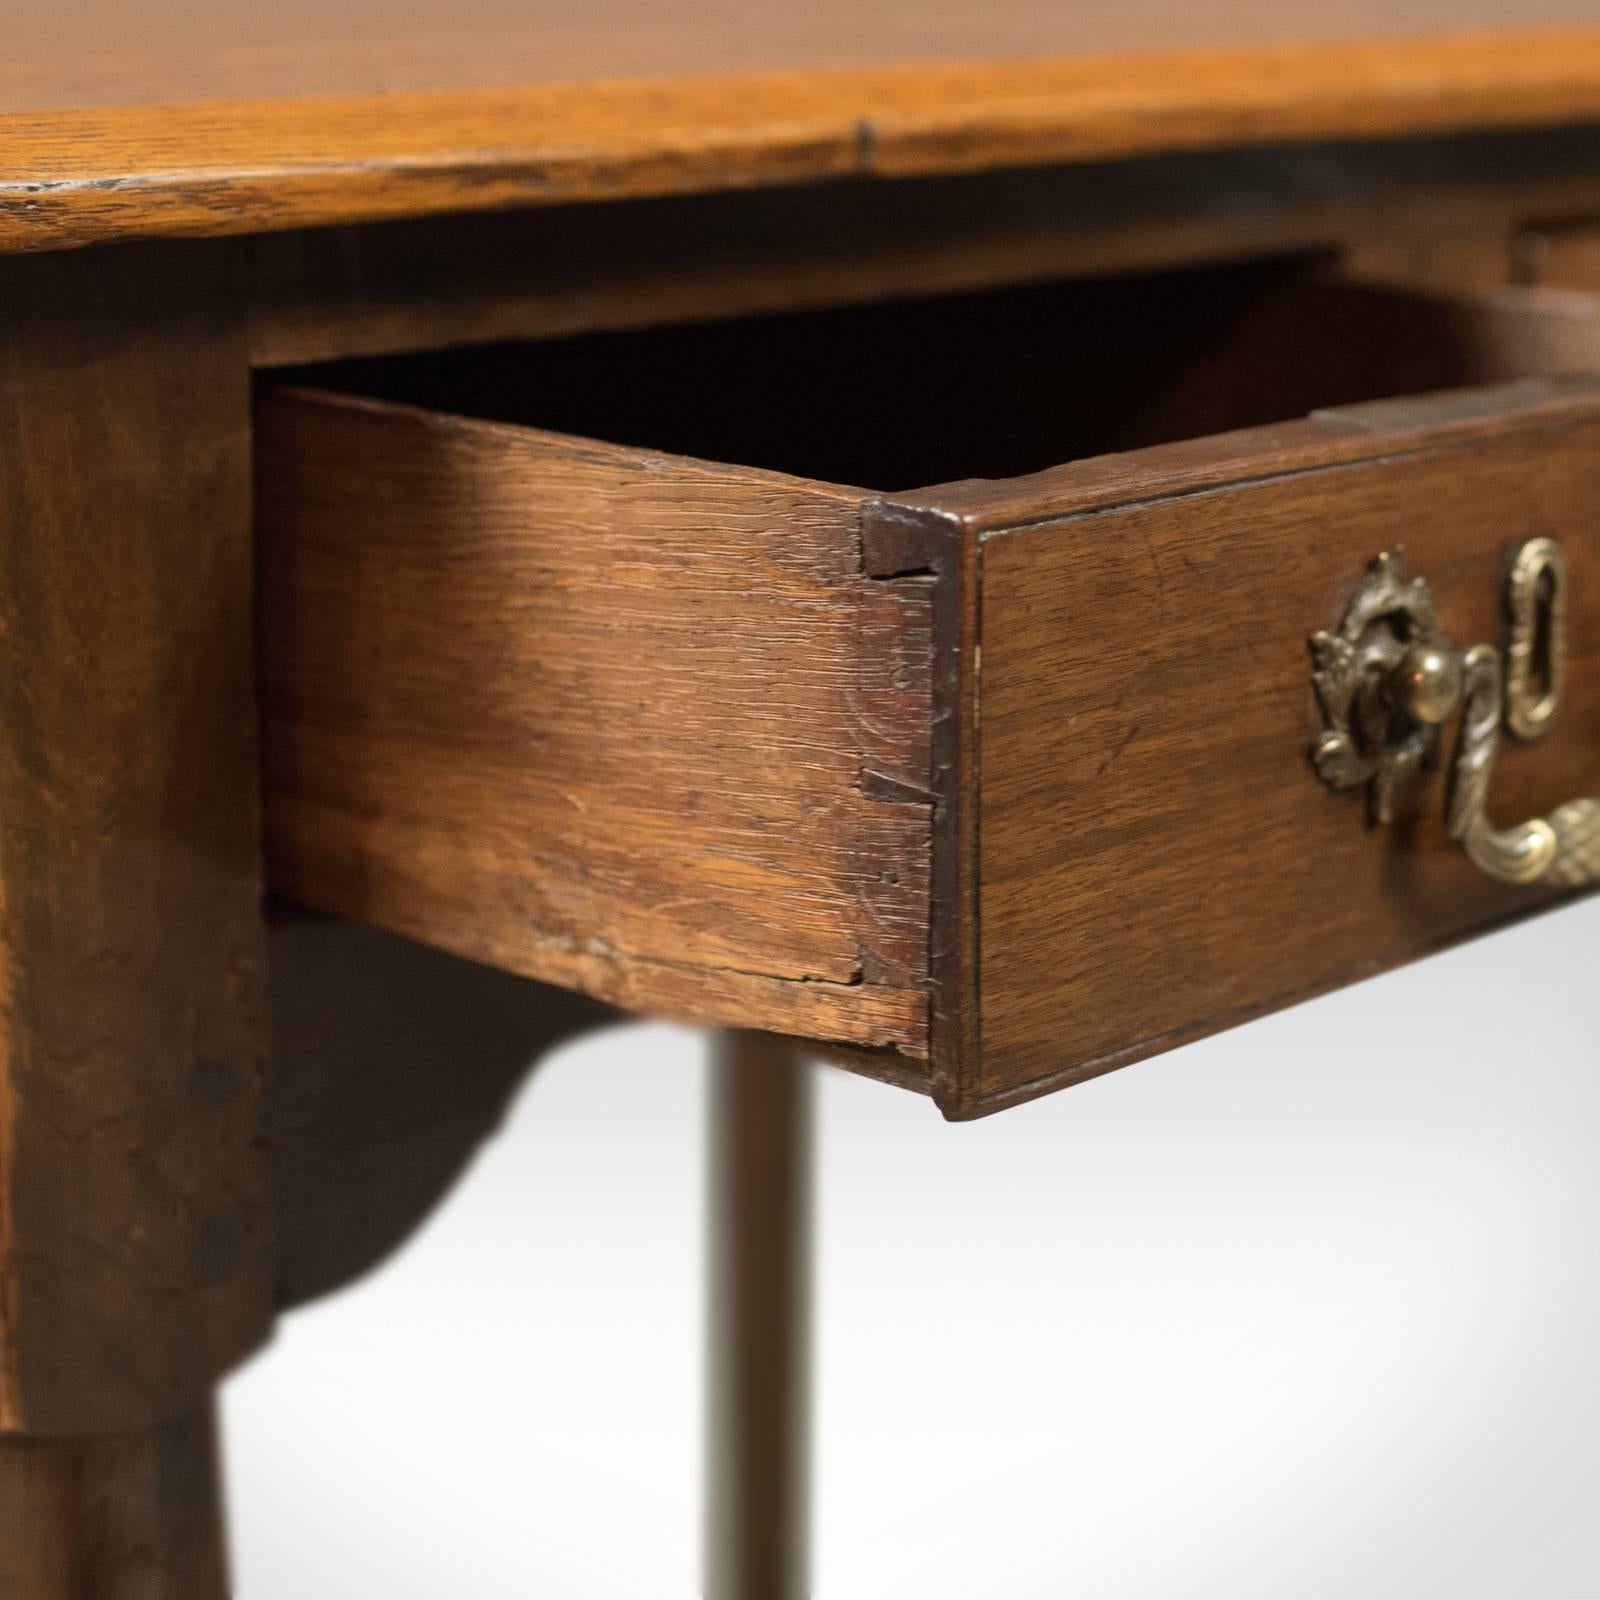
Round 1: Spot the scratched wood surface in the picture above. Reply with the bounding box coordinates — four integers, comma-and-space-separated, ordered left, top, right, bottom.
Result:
255, 388, 933, 1057
8, 3, 1600, 251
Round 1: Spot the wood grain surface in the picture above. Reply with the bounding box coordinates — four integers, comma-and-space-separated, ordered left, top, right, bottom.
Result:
244, 128, 1600, 369
256, 389, 932, 1057
8, 8, 1600, 252
952, 378, 1600, 1113
0, 244, 274, 1433
0, 1406, 228, 1599
12, 0, 1600, 109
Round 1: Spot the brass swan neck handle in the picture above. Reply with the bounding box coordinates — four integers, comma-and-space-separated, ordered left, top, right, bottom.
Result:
1311, 538, 1600, 889
1448, 641, 1600, 886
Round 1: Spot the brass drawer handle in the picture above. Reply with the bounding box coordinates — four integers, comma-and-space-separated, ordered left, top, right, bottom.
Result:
1311, 540, 1599, 888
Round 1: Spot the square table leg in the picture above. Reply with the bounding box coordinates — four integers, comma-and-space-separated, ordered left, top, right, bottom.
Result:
0, 243, 275, 1593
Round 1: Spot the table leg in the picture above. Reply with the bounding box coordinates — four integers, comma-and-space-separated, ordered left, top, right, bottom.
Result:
0, 1405, 228, 1600
707, 1032, 815, 1600
0, 243, 273, 1591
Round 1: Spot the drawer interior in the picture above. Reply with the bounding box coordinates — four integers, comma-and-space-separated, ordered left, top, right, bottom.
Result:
271, 255, 1584, 491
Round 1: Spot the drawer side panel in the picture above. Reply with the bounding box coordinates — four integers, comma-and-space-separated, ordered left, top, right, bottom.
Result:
256, 389, 932, 1057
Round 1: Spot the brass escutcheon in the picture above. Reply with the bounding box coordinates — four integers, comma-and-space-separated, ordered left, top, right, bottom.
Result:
1503, 536, 1567, 742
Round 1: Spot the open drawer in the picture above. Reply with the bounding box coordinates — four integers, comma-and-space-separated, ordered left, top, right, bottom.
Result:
256, 259, 1600, 1117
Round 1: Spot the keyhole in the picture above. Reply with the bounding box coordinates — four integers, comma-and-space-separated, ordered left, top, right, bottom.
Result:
1530, 569, 1557, 702
1505, 538, 1567, 742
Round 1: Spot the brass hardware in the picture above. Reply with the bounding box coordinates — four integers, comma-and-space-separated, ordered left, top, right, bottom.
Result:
1310, 541, 1599, 888
1503, 536, 1566, 741
1309, 549, 1448, 826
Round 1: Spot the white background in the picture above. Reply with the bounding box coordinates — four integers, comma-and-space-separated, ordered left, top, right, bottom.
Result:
227, 896, 1600, 1598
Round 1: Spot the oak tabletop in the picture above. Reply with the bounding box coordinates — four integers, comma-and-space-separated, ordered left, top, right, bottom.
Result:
8, 2, 1600, 252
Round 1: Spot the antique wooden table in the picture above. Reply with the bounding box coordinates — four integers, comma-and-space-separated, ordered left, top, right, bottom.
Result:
5, 3, 1600, 1593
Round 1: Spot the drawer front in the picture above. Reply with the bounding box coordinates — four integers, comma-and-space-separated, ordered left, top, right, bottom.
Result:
255, 390, 935, 1064
884, 375, 1600, 1115
259, 277, 1600, 1117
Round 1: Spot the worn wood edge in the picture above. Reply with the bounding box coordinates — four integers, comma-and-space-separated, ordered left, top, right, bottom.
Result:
861, 503, 976, 1114
801, 1038, 935, 1098
694, 1031, 937, 1099
263, 381, 875, 499
905, 367, 1600, 533
955, 392, 1600, 1118
11, 29, 1600, 253
265, 884, 929, 1057
945, 889, 1597, 1118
